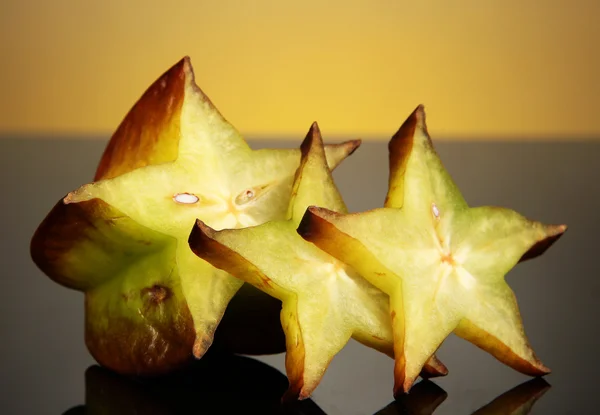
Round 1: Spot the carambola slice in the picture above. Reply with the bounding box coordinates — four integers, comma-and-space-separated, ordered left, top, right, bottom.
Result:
189, 122, 447, 400
299, 105, 566, 395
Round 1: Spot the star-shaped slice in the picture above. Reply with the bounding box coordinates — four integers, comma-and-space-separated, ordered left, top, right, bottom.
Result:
189, 122, 448, 400
298, 105, 567, 395
30, 56, 359, 375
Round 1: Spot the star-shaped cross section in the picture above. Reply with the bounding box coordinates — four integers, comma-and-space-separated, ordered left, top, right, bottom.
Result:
30, 57, 358, 374
189, 122, 448, 400
298, 105, 566, 395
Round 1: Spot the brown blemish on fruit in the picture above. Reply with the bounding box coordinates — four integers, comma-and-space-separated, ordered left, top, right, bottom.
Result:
85, 289, 196, 376
30, 197, 166, 291
520, 224, 567, 263
421, 355, 449, 378
341, 139, 361, 157
32, 196, 191, 376
141, 284, 172, 304
188, 220, 282, 297
393, 360, 409, 397
296, 206, 340, 245
95, 58, 189, 181
31, 198, 108, 290
193, 335, 214, 359
281, 300, 307, 402
287, 122, 325, 220
385, 106, 421, 208
259, 275, 273, 289
390, 300, 412, 396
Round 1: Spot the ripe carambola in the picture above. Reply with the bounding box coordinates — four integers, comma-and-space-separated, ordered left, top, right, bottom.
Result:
30, 57, 359, 375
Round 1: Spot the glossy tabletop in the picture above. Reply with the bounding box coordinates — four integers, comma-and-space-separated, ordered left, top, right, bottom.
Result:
1, 138, 597, 414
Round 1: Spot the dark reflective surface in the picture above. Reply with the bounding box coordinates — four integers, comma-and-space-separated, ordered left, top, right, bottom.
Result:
62, 355, 550, 415
64, 351, 325, 415
375, 380, 449, 414
1, 138, 598, 414
376, 378, 550, 415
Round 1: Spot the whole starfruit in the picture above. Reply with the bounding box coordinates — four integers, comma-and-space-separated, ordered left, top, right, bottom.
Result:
30, 57, 359, 375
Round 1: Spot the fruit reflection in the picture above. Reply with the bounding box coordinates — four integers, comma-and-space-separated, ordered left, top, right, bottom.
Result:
375, 377, 550, 415
63, 352, 550, 415
63, 351, 326, 415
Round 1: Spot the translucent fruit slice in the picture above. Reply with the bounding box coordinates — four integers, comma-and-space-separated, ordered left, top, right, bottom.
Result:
189, 122, 447, 400
30, 56, 358, 374
298, 105, 566, 395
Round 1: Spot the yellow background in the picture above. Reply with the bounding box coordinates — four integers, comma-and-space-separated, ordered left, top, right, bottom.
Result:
1, 0, 598, 139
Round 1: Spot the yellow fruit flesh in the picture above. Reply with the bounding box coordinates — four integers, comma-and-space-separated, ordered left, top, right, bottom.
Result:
299, 106, 564, 393
189, 124, 447, 399
31, 57, 363, 375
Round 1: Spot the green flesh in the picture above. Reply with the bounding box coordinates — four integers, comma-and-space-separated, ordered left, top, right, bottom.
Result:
189, 123, 446, 399
299, 106, 565, 393
66, 142, 352, 358
85, 243, 196, 374
31, 57, 360, 373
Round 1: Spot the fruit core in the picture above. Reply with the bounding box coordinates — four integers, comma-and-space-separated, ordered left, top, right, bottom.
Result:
322, 261, 354, 286
428, 203, 476, 299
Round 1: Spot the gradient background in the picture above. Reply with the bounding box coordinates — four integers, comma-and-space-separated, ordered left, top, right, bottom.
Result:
1, 0, 599, 139
1, 1, 599, 414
